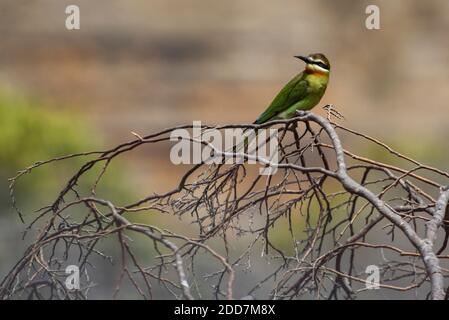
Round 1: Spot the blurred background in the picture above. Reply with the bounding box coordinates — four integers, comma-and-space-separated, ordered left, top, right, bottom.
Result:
1, 0, 449, 299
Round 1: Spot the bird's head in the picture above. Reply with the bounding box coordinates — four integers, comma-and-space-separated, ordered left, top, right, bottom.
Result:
295, 53, 330, 75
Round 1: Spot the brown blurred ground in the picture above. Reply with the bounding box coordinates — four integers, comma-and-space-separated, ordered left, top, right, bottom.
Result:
1, 0, 449, 190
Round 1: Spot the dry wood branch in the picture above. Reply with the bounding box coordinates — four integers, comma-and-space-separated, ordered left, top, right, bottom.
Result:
2, 110, 448, 300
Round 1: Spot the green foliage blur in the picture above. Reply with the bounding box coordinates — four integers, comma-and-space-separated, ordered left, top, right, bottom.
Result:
0, 88, 130, 214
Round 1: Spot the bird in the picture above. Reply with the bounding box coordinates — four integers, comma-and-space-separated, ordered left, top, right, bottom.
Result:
254, 53, 330, 124
231, 53, 331, 154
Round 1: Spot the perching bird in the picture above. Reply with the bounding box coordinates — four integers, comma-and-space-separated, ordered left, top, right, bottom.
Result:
254, 53, 330, 124
231, 53, 330, 154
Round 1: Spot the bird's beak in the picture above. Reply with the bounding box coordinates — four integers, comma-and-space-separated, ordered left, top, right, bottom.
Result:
294, 55, 310, 64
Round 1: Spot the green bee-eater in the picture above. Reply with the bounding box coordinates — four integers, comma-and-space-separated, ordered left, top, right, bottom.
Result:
254, 53, 330, 124
231, 53, 330, 154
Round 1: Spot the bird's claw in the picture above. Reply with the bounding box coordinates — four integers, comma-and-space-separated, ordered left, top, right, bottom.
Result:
296, 110, 309, 117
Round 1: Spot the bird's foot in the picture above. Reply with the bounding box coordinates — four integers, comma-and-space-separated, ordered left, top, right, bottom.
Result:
323, 104, 345, 121
295, 110, 310, 117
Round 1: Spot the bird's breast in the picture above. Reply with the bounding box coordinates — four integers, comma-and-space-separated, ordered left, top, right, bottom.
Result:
306, 74, 329, 93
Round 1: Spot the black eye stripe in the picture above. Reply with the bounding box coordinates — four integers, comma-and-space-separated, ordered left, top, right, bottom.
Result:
312, 61, 329, 70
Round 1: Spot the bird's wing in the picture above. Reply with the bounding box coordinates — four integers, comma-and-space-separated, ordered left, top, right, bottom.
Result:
254, 73, 308, 124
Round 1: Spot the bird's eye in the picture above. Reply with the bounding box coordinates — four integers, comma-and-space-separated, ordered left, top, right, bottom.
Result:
317, 62, 329, 70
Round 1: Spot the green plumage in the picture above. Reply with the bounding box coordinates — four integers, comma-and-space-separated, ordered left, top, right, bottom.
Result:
254, 53, 330, 124
232, 53, 330, 153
